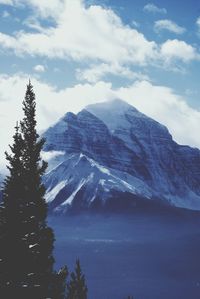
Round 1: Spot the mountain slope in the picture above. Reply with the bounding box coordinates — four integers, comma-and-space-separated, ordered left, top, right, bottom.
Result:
41, 99, 200, 212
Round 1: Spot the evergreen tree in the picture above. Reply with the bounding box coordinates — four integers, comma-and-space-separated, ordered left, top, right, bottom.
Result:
19, 81, 54, 297
67, 259, 87, 299
0, 123, 26, 296
0, 82, 67, 298
52, 266, 68, 299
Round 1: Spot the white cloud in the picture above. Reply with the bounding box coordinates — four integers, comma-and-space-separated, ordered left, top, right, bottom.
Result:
143, 3, 167, 14
0, 0, 197, 78
154, 19, 186, 34
76, 63, 149, 83
160, 39, 200, 63
0, 0, 158, 67
33, 64, 46, 72
0, 73, 200, 169
117, 80, 200, 149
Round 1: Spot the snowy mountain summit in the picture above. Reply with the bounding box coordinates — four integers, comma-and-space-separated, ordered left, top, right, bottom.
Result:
42, 99, 200, 213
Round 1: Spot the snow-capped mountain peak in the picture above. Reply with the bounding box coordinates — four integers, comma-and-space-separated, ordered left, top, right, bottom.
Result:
86, 99, 171, 139
39, 100, 200, 212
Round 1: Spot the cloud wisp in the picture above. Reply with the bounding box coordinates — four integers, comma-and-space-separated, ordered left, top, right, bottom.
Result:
33, 64, 46, 73
76, 63, 149, 83
143, 3, 167, 14
154, 19, 186, 35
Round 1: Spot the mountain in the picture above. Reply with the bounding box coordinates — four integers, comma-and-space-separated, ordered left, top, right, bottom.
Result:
41, 99, 200, 213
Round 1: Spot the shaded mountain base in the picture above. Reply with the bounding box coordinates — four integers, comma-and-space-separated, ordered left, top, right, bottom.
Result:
49, 190, 181, 216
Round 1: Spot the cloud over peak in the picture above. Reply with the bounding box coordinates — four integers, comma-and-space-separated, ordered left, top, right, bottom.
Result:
0, 73, 200, 164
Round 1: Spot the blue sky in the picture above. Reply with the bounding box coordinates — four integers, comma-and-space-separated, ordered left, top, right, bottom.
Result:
0, 0, 200, 163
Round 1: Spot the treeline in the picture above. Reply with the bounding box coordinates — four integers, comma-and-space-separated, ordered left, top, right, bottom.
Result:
0, 82, 133, 298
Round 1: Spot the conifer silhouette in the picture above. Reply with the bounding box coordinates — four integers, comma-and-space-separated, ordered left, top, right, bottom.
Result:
0, 82, 67, 298
67, 259, 87, 299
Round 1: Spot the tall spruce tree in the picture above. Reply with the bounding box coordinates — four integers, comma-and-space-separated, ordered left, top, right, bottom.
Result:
67, 259, 87, 299
0, 82, 67, 298
0, 123, 26, 296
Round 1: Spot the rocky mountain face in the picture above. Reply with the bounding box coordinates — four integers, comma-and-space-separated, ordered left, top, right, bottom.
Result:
41, 99, 200, 213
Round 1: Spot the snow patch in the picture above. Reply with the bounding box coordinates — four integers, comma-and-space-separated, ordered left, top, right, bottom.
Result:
61, 180, 86, 206
45, 180, 66, 203
61, 173, 94, 206
81, 154, 111, 175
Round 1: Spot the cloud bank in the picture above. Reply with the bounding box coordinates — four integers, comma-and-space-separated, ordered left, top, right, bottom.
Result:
0, 0, 199, 168
0, 74, 200, 168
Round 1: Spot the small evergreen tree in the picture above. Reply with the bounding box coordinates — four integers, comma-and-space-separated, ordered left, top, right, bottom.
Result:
0, 82, 67, 298
52, 266, 68, 299
67, 259, 88, 299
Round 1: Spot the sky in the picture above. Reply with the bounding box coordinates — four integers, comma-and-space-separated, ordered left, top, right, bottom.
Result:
0, 0, 200, 166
